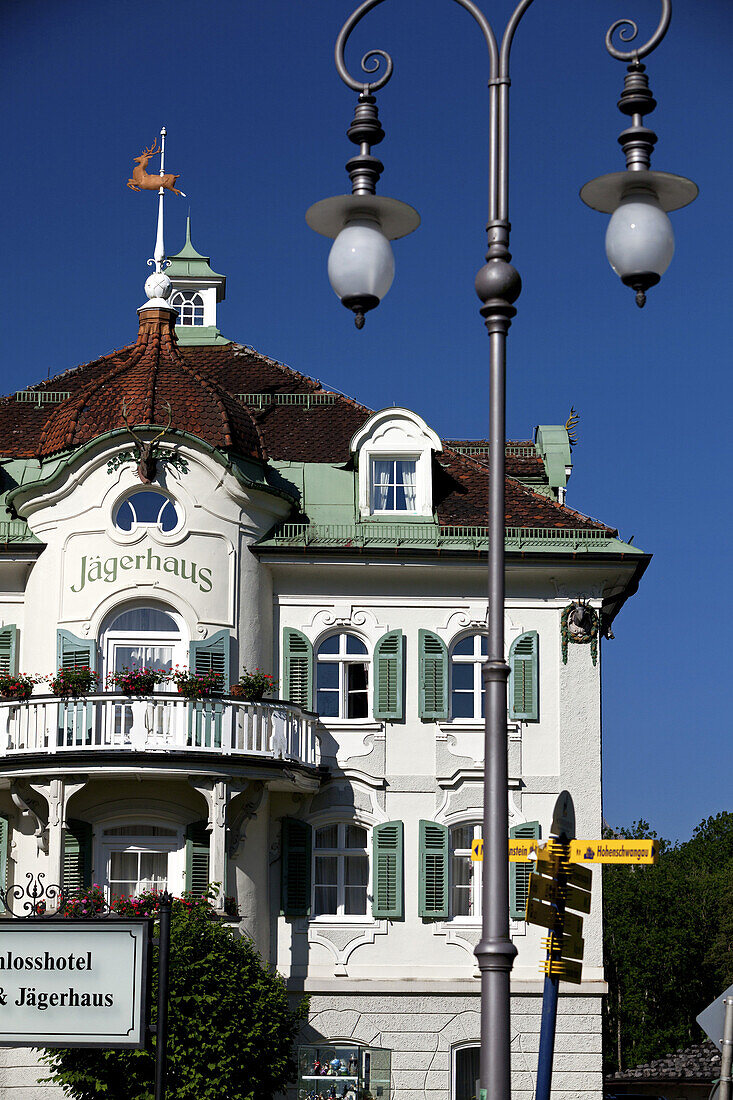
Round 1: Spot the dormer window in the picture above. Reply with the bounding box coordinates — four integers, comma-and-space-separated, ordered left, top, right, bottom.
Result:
351, 407, 442, 519
371, 458, 417, 512
171, 290, 204, 327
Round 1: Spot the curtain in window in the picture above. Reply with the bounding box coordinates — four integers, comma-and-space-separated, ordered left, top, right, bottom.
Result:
372, 460, 391, 510
400, 460, 417, 510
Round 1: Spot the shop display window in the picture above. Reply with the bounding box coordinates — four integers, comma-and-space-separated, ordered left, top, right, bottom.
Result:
297, 1044, 391, 1100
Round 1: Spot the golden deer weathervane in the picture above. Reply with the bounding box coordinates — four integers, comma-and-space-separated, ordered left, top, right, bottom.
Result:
126, 137, 185, 196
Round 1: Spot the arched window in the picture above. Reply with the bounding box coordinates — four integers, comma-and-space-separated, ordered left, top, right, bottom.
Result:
114, 490, 179, 534
450, 633, 487, 719
316, 633, 369, 719
171, 290, 204, 326
313, 823, 369, 917
450, 822, 482, 918
101, 604, 186, 687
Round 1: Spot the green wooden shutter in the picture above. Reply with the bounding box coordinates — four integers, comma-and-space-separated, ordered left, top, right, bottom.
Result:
185, 820, 211, 896
418, 630, 448, 720
0, 626, 17, 675
189, 629, 230, 691
373, 821, 404, 919
62, 819, 92, 891
509, 631, 539, 721
281, 818, 312, 918
510, 820, 541, 920
283, 629, 313, 710
373, 630, 403, 720
418, 820, 449, 919
56, 629, 96, 671
0, 813, 9, 913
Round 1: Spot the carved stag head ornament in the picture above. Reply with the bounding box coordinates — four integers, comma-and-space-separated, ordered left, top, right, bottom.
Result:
120, 401, 173, 483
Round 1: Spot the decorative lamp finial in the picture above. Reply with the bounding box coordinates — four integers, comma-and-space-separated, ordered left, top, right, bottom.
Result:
126, 127, 186, 312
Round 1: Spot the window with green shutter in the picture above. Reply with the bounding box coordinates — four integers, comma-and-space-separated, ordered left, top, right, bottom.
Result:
189, 629, 230, 691
283, 629, 313, 710
419, 630, 448, 720
56, 629, 96, 671
0, 626, 17, 675
373, 821, 404, 919
185, 820, 211, 896
0, 813, 9, 913
373, 630, 403, 721
281, 817, 312, 918
63, 819, 93, 891
418, 820, 449, 919
510, 821, 541, 920
509, 631, 539, 721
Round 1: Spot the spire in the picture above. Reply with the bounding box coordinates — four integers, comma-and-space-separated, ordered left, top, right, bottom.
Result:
166, 218, 228, 345
128, 127, 186, 314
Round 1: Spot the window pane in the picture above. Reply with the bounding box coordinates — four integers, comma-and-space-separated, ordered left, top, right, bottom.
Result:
453, 637, 474, 656
314, 856, 338, 885
345, 886, 368, 915
452, 664, 473, 690
451, 825, 474, 851
394, 460, 415, 482
160, 500, 178, 532
345, 825, 367, 849
318, 635, 340, 655
130, 491, 169, 524
344, 855, 368, 886
451, 691, 474, 719
116, 500, 134, 532
455, 1047, 481, 1100
315, 825, 339, 849
110, 608, 179, 633
104, 825, 176, 837
110, 851, 137, 881
452, 885, 472, 917
347, 663, 368, 692
345, 635, 368, 655
317, 690, 339, 718
140, 852, 167, 888
317, 663, 339, 689
347, 690, 368, 719
452, 855, 473, 888
314, 886, 338, 916
480, 635, 488, 655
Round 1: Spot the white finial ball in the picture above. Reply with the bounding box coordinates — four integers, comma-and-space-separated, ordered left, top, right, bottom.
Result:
144, 272, 172, 301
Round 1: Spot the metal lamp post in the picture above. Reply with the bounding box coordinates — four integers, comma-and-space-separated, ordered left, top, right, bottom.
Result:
307, 2, 696, 1097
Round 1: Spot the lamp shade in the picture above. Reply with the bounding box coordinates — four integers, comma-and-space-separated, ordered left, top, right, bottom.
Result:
327, 217, 395, 303
605, 191, 675, 280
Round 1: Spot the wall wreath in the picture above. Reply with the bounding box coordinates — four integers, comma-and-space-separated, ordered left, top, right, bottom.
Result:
561, 602, 599, 666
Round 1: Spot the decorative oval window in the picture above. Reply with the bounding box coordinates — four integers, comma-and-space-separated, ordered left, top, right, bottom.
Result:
114, 491, 179, 533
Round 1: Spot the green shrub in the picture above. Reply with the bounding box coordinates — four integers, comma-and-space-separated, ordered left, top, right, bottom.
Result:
42, 888, 307, 1099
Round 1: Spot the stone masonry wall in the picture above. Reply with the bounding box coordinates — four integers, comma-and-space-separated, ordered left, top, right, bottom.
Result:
299, 992, 603, 1100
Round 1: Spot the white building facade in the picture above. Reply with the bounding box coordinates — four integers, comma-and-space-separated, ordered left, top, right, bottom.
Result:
0, 233, 649, 1100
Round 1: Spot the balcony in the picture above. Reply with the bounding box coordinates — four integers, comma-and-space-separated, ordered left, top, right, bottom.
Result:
0, 692, 320, 767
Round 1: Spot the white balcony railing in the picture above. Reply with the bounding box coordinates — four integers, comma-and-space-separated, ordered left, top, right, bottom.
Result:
0, 693, 320, 767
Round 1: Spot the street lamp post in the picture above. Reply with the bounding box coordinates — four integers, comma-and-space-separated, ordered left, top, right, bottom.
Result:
307, 2, 696, 1098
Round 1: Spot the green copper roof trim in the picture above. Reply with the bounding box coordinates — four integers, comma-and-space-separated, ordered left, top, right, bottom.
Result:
174, 325, 230, 346
6, 428, 296, 511
0, 520, 40, 544
166, 217, 225, 281
256, 522, 643, 555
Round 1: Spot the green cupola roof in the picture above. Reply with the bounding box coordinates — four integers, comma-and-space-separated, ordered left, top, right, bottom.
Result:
167, 217, 226, 299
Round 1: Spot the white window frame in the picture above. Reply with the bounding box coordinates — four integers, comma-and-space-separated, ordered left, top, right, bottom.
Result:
98, 822, 185, 903
369, 456, 419, 514
312, 821, 371, 922
350, 407, 442, 519
171, 289, 205, 326
450, 822, 482, 922
101, 605, 187, 691
113, 489, 182, 536
315, 632, 370, 721
450, 633, 488, 721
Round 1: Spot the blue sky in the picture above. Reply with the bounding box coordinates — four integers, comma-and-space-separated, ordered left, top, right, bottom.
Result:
3, 0, 731, 842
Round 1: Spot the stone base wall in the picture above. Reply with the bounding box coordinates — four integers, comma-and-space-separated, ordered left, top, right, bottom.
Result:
0, 1048, 65, 1098
298, 992, 603, 1100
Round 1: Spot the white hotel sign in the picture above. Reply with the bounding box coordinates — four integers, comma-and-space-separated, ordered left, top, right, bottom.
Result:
0, 921, 148, 1048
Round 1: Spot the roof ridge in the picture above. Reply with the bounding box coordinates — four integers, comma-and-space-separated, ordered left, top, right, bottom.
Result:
227, 343, 375, 416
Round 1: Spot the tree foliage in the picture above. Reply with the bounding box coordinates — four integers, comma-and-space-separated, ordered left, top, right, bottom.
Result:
604, 812, 733, 1074
42, 891, 308, 1100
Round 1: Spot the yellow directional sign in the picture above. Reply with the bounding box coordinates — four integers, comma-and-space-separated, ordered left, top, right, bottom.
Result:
569, 839, 658, 865
472, 839, 556, 862
541, 931, 584, 961
542, 957, 582, 984
529, 874, 591, 914
525, 897, 583, 937
565, 864, 593, 890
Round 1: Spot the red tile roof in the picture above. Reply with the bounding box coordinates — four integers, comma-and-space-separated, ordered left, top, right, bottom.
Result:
0, 317, 616, 534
